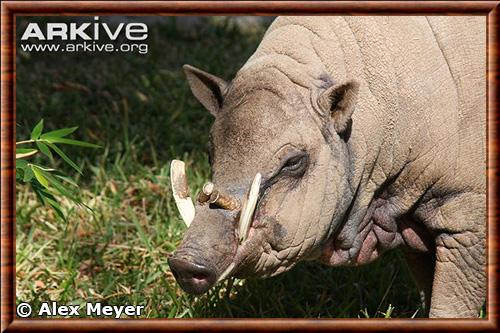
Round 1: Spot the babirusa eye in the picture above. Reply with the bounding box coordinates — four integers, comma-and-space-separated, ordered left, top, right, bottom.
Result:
281, 154, 308, 176
284, 156, 303, 170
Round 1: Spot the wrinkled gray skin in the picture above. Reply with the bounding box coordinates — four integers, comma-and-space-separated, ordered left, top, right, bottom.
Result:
168, 16, 486, 318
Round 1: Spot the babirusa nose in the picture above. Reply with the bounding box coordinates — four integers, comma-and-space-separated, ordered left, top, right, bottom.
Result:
168, 257, 216, 295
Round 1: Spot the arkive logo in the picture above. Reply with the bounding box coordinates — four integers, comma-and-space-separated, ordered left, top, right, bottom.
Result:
21, 16, 148, 41
19, 16, 149, 54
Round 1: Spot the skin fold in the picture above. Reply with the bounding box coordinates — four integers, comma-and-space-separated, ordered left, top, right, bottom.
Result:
168, 16, 486, 318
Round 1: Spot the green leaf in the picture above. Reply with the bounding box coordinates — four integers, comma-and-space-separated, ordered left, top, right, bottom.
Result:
16, 159, 28, 170
28, 164, 55, 172
36, 141, 53, 160
54, 174, 79, 188
23, 166, 34, 182
16, 148, 37, 159
31, 173, 67, 220
43, 192, 66, 221
43, 137, 100, 148
31, 119, 44, 140
32, 166, 49, 189
16, 148, 36, 154
40, 127, 78, 139
45, 142, 82, 174
40, 168, 80, 203
32, 183, 47, 205
47, 199, 66, 221
16, 159, 27, 181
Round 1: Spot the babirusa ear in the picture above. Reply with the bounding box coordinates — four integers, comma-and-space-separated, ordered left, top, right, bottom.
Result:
183, 64, 228, 116
318, 80, 359, 134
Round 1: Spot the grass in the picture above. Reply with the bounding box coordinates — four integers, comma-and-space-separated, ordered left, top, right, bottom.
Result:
15, 16, 423, 318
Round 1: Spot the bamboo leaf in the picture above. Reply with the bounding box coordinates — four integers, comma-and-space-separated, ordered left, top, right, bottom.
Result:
45, 142, 82, 174
16, 148, 36, 154
40, 126, 78, 139
45, 195, 66, 221
54, 174, 79, 188
23, 166, 34, 182
16, 148, 37, 159
36, 141, 53, 160
16, 159, 27, 181
32, 183, 47, 205
43, 137, 100, 148
40, 169, 80, 203
32, 183, 56, 204
30, 119, 44, 140
31, 176, 67, 221
16, 159, 28, 170
28, 163, 56, 172
32, 167, 49, 189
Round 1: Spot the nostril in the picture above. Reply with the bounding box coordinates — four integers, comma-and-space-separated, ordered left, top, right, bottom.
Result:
168, 257, 216, 295
192, 273, 208, 281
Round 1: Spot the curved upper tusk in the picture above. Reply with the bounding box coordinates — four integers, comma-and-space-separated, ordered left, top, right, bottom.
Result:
170, 160, 195, 227
238, 173, 262, 243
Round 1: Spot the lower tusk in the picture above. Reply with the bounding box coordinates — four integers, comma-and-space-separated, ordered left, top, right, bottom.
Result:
217, 262, 236, 282
170, 160, 195, 227
238, 173, 262, 243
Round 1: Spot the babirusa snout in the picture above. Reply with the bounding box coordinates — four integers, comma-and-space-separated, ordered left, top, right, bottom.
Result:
169, 172, 263, 293
217, 173, 263, 282
197, 173, 262, 243
170, 160, 195, 226
197, 182, 240, 210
